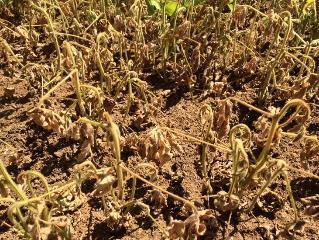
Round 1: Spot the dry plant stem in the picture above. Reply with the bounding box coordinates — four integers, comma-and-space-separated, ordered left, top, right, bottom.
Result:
129, 163, 158, 203
64, 41, 76, 67
30, 1, 62, 71
283, 170, 298, 221
247, 160, 298, 220
48, 0, 69, 33
228, 139, 241, 195
298, 44, 311, 78
17, 170, 50, 198
78, 115, 124, 200
0, 37, 22, 66
96, 33, 110, 91
105, 113, 124, 200
80, 84, 103, 106
240, 99, 310, 192
172, 6, 186, 68
7, 180, 76, 234
39, 67, 86, 116
228, 97, 272, 117
229, 137, 249, 196
286, 52, 315, 74
0, 159, 27, 200
259, 48, 286, 102
72, 69, 86, 116
199, 105, 213, 190
55, 32, 94, 44
247, 160, 285, 213
162, 127, 231, 153
261, 12, 292, 102
180, 44, 194, 93
85, 13, 104, 32
39, 69, 77, 106
196, 166, 319, 201
135, 202, 169, 238
120, 164, 196, 211
236, 4, 306, 44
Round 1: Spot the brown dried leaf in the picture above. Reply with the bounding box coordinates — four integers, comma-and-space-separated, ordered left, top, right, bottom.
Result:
149, 189, 167, 207
168, 209, 216, 239
168, 219, 185, 239
66, 121, 94, 162
214, 191, 240, 212
94, 175, 116, 196
253, 114, 281, 147
54, 186, 85, 211
300, 138, 319, 160
28, 107, 67, 135
291, 80, 310, 99
139, 127, 182, 166
213, 99, 232, 139
209, 81, 225, 96
233, 5, 247, 27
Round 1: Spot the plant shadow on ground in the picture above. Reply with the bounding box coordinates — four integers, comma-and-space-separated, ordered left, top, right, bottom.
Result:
23, 121, 76, 176
291, 177, 319, 199
87, 218, 128, 240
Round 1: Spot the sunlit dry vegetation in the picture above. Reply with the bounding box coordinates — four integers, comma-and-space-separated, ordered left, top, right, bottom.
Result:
0, 0, 318, 239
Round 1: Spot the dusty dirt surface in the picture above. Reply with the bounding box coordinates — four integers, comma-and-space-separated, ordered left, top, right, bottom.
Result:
1, 1, 319, 240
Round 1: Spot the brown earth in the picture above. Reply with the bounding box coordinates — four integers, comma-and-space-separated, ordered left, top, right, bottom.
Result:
1, 2, 319, 240
1, 70, 319, 239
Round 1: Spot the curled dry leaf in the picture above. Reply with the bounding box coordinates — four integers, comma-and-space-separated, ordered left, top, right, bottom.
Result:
67, 121, 94, 162
243, 56, 259, 74
168, 209, 216, 240
254, 116, 269, 146
300, 138, 319, 160
139, 127, 183, 166
214, 191, 240, 212
149, 189, 167, 207
29, 107, 95, 162
191, 43, 201, 72
51, 216, 72, 239
232, 5, 248, 27
213, 99, 232, 139
301, 195, 319, 219
291, 80, 310, 99
253, 114, 281, 147
24, 201, 54, 240
104, 200, 123, 229
168, 219, 185, 239
54, 185, 85, 212
28, 107, 67, 135
94, 175, 116, 197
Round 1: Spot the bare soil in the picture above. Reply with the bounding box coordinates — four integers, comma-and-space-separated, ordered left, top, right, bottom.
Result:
1, 2, 319, 240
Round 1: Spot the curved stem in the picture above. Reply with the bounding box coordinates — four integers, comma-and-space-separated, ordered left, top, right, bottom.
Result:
0, 159, 27, 200
30, 1, 61, 71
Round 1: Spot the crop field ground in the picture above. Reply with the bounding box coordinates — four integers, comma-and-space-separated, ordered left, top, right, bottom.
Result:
0, 0, 319, 239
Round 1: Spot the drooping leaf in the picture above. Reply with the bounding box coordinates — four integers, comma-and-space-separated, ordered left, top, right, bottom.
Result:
165, 1, 182, 16
227, 0, 236, 12
146, 0, 161, 15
